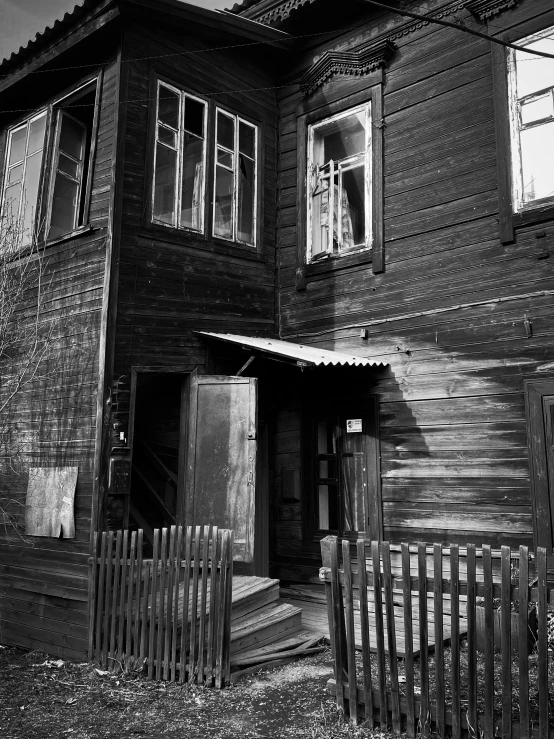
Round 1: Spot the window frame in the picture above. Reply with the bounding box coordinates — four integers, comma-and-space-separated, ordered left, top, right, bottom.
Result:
306, 101, 372, 262
212, 106, 258, 248
296, 83, 385, 290
151, 79, 208, 234
0, 74, 101, 247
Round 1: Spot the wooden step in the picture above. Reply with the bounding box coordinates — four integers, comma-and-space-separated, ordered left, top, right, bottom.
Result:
230, 601, 303, 656
231, 576, 280, 620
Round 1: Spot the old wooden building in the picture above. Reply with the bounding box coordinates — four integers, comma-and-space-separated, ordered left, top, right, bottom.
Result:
0, 0, 553, 658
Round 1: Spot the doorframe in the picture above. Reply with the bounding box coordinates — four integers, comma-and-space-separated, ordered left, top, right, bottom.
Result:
524, 378, 554, 551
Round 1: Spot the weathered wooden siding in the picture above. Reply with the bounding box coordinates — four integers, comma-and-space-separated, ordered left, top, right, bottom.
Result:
111, 25, 278, 461
272, 0, 554, 574
0, 61, 119, 658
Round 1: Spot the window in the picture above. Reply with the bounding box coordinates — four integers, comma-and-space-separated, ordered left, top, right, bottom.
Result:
308, 103, 371, 261
213, 108, 257, 247
508, 25, 554, 212
152, 81, 207, 231
1, 79, 98, 245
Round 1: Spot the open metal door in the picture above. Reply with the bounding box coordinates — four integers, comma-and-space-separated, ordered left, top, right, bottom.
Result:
184, 374, 257, 562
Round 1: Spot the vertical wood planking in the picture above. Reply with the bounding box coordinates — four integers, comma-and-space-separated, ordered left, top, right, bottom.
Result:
402, 543, 415, 739
179, 527, 192, 683
372, 540, 387, 729
109, 531, 122, 662
483, 544, 494, 739
197, 525, 211, 685
501, 545, 512, 739
163, 526, 176, 681
433, 544, 445, 739
95, 532, 107, 663
133, 530, 143, 660
450, 545, 460, 739
87, 531, 99, 661
418, 543, 429, 739
342, 539, 358, 724
467, 543, 477, 739
357, 539, 374, 727
148, 528, 159, 681
156, 528, 168, 681
537, 547, 548, 739
206, 526, 219, 686
170, 526, 183, 683
102, 531, 114, 667
189, 526, 201, 685
330, 536, 346, 715
382, 542, 400, 734
518, 545, 530, 739
126, 531, 137, 662
117, 529, 129, 662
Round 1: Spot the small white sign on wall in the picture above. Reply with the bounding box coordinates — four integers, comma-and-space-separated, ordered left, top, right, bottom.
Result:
346, 419, 362, 433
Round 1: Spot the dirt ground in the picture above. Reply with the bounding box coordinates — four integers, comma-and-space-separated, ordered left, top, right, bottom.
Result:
0, 643, 374, 739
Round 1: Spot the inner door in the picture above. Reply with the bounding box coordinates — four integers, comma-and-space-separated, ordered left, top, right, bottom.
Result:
313, 398, 381, 540
182, 374, 257, 563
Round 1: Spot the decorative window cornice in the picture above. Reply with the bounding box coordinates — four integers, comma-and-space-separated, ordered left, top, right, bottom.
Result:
465, 0, 521, 22
300, 39, 396, 97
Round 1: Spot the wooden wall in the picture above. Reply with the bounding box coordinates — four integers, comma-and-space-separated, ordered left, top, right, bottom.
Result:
271, 0, 554, 575
110, 23, 278, 488
0, 61, 119, 659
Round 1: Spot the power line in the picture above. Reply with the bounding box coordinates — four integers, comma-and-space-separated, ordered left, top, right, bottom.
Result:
362, 0, 554, 60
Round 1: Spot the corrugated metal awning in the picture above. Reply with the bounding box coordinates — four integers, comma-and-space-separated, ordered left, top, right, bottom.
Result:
196, 332, 386, 368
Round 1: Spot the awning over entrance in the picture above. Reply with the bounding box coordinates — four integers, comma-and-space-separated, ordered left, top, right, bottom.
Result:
196, 332, 387, 369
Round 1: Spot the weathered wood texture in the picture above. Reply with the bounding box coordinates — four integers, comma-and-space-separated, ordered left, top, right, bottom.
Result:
272, 0, 554, 565
110, 27, 278, 506
0, 61, 119, 658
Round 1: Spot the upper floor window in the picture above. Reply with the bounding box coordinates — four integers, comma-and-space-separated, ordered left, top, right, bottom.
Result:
508, 25, 554, 211
152, 81, 207, 232
1, 79, 98, 245
307, 102, 371, 261
213, 109, 258, 247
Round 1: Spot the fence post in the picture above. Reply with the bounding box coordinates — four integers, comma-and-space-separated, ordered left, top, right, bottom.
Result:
329, 536, 348, 715
87, 531, 99, 661
320, 536, 337, 660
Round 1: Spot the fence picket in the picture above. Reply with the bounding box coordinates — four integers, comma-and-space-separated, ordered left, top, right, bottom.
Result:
117, 529, 129, 663
170, 526, 182, 683
197, 526, 211, 685
109, 531, 122, 663
140, 560, 150, 663
329, 536, 346, 715
537, 547, 549, 739
87, 531, 99, 661
418, 543, 429, 739
483, 544, 494, 739
102, 531, 114, 667
467, 543, 477, 739
357, 539, 374, 728
372, 540, 387, 729
383, 542, 401, 734
126, 531, 137, 664
206, 526, 219, 685
134, 530, 143, 661
189, 526, 202, 685
342, 539, 358, 724
156, 528, 168, 681
450, 545, 460, 739
223, 531, 234, 687
519, 545, 530, 739
95, 532, 107, 663
164, 526, 176, 681
402, 543, 415, 738
179, 526, 192, 683
433, 544, 445, 739
501, 545, 512, 739
148, 529, 159, 681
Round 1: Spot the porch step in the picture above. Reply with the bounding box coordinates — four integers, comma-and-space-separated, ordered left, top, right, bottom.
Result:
231, 575, 280, 620
230, 601, 303, 655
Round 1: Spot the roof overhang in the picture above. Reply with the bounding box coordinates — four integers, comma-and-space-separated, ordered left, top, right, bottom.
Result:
196, 332, 387, 369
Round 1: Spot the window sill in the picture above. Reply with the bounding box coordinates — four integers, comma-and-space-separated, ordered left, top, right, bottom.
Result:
513, 202, 554, 228
142, 222, 267, 262
44, 224, 96, 248
306, 249, 372, 278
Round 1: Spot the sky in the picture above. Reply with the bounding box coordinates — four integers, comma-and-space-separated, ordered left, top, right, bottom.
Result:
0, 0, 232, 62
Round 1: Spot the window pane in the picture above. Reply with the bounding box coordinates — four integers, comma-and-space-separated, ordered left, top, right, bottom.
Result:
312, 179, 330, 255
3, 182, 22, 224
239, 121, 255, 159
520, 121, 554, 203
21, 150, 44, 237
316, 110, 366, 164
9, 126, 27, 166
180, 134, 204, 231
217, 111, 234, 150
521, 93, 554, 125
237, 154, 255, 244
158, 86, 179, 129
8, 164, 23, 184
184, 97, 204, 137
28, 115, 46, 156
516, 34, 554, 99
318, 484, 338, 530
317, 420, 335, 453
158, 125, 177, 148
153, 143, 177, 224
49, 174, 79, 238
217, 148, 233, 169
341, 165, 366, 247
58, 153, 79, 180
318, 458, 336, 480
214, 166, 233, 238
59, 115, 85, 161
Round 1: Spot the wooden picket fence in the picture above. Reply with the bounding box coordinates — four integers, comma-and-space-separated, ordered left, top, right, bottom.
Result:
320, 537, 554, 738
88, 525, 234, 687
